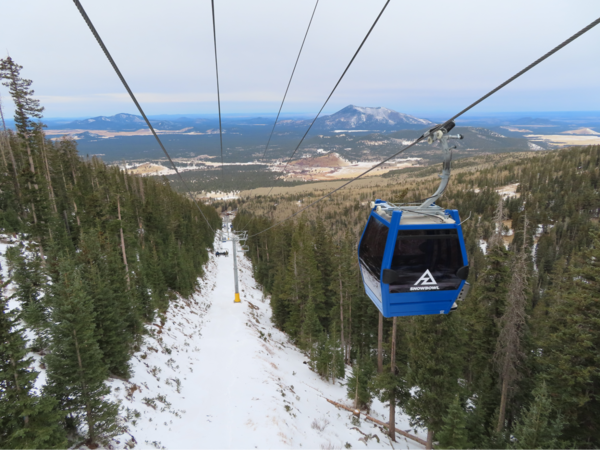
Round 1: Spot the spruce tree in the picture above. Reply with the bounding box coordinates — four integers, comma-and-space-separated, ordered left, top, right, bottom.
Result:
538, 229, 600, 447
0, 275, 67, 449
510, 382, 564, 449
44, 258, 120, 445
77, 229, 131, 376
10, 246, 48, 347
0, 57, 44, 140
436, 395, 471, 449
406, 314, 465, 447
347, 351, 376, 409
302, 298, 322, 352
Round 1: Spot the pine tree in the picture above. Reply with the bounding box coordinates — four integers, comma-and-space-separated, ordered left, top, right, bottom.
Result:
0, 57, 44, 140
494, 217, 530, 432
510, 382, 564, 449
436, 395, 471, 450
9, 245, 48, 346
347, 351, 376, 409
406, 314, 465, 447
0, 275, 67, 449
538, 229, 600, 447
77, 229, 132, 376
44, 259, 120, 445
302, 298, 322, 352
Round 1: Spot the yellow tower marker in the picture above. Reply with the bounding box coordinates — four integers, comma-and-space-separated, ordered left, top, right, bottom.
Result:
232, 232, 241, 303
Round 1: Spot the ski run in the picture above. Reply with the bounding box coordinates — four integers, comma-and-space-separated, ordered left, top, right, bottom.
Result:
1, 234, 427, 449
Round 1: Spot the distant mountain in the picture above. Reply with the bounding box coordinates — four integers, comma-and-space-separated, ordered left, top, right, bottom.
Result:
61, 113, 206, 131
64, 113, 146, 130
314, 105, 434, 131
510, 117, 558, 126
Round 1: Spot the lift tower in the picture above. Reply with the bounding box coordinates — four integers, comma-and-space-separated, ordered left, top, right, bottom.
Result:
231, 230, 248, 303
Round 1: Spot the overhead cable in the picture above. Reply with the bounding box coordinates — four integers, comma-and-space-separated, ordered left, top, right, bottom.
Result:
72, 0, 215, 233
260, 0, 319, 163
248, 15, 600, 238
238, 0, 319, 232
211, 0, 225, 183
263, 0, 391, 198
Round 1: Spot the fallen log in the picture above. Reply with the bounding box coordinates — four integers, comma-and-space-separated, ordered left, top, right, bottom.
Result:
326, 398, 427, 447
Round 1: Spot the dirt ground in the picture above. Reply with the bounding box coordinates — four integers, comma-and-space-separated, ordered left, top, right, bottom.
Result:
128, 163, 169, 175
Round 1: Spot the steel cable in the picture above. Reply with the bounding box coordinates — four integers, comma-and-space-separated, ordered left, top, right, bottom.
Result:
211, 0, 225, 185
248, 15, 600, 238
237, 0, 320, 232
263, 0, 391, 199
72, 0, 215, 233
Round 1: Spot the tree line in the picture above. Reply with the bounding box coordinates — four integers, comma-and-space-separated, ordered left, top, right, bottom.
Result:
234, 144, 600, 449
0, 57, 220, 447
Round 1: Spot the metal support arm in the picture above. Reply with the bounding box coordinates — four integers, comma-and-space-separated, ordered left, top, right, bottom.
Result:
419, 124, 463, 208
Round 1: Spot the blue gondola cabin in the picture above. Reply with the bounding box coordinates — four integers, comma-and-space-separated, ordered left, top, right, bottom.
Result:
358, 200, 470, 318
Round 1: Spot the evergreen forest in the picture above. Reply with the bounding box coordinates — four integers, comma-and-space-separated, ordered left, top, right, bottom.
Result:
0, 57, 219, 447
233, 144, 600, 449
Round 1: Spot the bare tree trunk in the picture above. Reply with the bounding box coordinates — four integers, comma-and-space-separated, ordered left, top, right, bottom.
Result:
24, 140, 37, 186
0, 131, 8, 169
348, 293, 352, 358
339, 269, 346, 362
354, 364, 359, 409
0, 94, 22, 200
137, 213, 144, 249
123, 167, 129, 192
73, 201, 81, 227
389, 316, 397, 441
138, 176, 145, 202
117, 196, 131, 290
495, 216, 529, 433
377, 312, 383, 373
426, 429, 434, 450
40, 136, 57, 213
496, 377, 508, 432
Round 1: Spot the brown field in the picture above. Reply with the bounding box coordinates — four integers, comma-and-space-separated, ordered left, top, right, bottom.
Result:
526, 134, 600, 146
240, 176, 392, 197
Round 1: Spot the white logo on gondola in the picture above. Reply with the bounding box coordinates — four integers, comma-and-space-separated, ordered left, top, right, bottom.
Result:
410, 270, 440, 291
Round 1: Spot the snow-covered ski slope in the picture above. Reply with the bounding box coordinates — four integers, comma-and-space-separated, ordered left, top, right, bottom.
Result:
0, 234, 426, 449
109, 238, 426, 449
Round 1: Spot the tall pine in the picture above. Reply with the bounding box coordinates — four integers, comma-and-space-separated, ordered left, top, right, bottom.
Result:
44, 258, 120, 445
0, 275, 66, 449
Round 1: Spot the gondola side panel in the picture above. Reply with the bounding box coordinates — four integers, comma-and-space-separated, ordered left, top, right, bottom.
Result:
357, 211, 390, 315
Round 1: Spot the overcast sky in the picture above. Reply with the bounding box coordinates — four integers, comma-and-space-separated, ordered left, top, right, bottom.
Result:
1, 0, 599, 119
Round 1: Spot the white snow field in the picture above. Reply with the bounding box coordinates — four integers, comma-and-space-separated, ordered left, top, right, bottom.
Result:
0, 234, 427, 449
